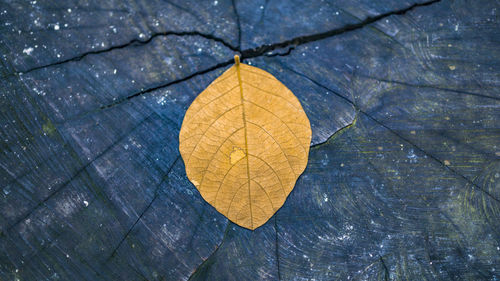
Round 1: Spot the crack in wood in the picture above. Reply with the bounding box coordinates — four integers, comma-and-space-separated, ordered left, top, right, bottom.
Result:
231, 0, 242, 49
379, 256, 390, 281
274, 216, 282, 281
187, 223, 231, 281
239, 0, 442, 59
358, 74, 500, 101
98, 59, 234, 111
2, 1, 465, 279
263, 46, 295, 57
184, 208, 208, 260
2, 31, 238, 78
1, 115, 157, 234
3, 0, 442, 83
348, 126, 494, 277
347, 136, 492, 280
310, 111, 359, 150
106, 156, 181, 261
1, 0, 445, 139
286, 67, 500, 205
337, 7, 410, 51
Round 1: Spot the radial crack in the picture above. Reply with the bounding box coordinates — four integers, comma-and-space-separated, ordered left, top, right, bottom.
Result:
359, 74, 500, 101
274, 216, 282, 281
106, 156, 180, 261
231, 0, 242, 49
264, 46, 296, 57
184, 208, 208, 260
2, 0, 442, 80
3, 114, 155, 234
7, 31, 238, 77
348, 131, 491, 279
99, 59, 234, 111
239, 0, 442, 59
379, 256, 390, 281
187, 223, 231, 281
287, 68, 500, 205
338, 7, 410, 51
310, 111, 358, 150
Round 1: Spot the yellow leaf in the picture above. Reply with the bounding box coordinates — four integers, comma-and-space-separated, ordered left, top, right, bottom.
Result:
179, 55, 312, 230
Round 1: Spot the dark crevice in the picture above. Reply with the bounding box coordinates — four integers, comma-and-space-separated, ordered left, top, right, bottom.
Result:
106, 156, 180, 261
337, 7, 409, 51
187, 223, 231, 281
379, 256, 390, 281
239, 0, 442, 59
99, 59, 234, 110
287, 68, 500, 205
279, 63, 357, 149
274, 217, 282, 281
1, 0, 488, 278
231, 0, 242, 49
129, 266, 151, 281
358, 74, 500, 101
296, 65, 497, 159
310, 111, 358, 150
285, 65, 358, 150
353, 254, 394, 278
163, 0, 202, 21
349, 129, 490, 280
284, 66, 354, 107
15, 31, 239, 76
264, 46, 295, 57
184, 208, 208, 260
440, 213, 494, 279
2, 114, 155, 234
0, 73, 137, 276
4, 0, 442, 80
349, 136, 492, 280
360, 112, 500, 204
422, 235, 442, 278
2, 0, 444, 123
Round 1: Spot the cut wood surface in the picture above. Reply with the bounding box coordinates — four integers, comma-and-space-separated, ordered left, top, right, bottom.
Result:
0, 0, 499, 280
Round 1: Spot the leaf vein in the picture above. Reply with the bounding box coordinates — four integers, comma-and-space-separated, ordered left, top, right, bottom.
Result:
251, 179, 275, 211
249, 154, 286, 197
244, 99, 307, 154
247, 121, 297, 177
186, 104, 242, 164
243, 82, 302, 112
181, 83, 240, 134
199, 127, 245, 190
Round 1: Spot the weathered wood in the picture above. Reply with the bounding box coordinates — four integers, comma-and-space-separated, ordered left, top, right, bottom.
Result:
0, 0, 499, 280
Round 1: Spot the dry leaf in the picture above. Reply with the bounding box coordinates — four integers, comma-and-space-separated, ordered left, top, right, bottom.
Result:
179, 55, 312, 230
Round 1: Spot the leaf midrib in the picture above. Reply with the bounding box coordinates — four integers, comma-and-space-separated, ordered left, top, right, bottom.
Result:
236, 62, 254, 229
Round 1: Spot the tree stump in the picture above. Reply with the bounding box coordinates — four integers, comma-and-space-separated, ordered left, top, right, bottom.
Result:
0, 0, 499, 280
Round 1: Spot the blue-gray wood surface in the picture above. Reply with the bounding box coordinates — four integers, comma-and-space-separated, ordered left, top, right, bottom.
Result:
1, 0, 499, 280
